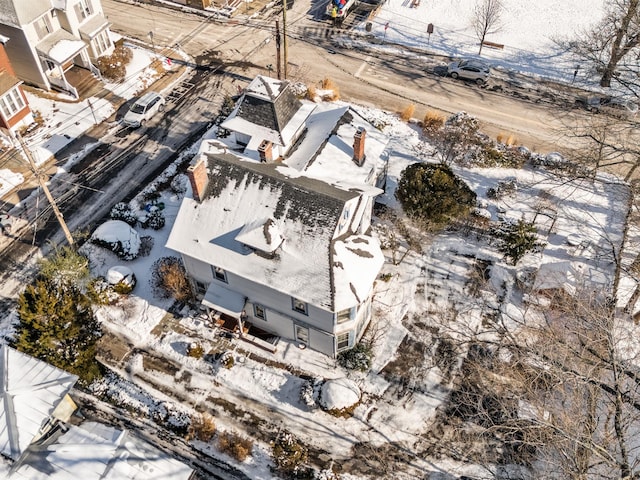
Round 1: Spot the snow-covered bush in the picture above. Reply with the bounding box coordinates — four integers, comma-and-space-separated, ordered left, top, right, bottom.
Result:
300, 377, 322, 408
109, 202, 137, 226
187, 342, 204, 359
107, 265, 136, 294
91, 220, 141, 260
218, 431, 254, 462
142, 209, 165, 230
138, 235, 154, 256
187, 412, 216, 442
87, 277, 115, 305
487, 179, 518, 199
170, 173, 189, 195
337, 343, 372, 372
96, 44, 132, 82
271, 430, 313, 479
319, 378, 361, 416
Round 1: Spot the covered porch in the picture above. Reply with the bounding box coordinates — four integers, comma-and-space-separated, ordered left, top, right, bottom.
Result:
201, 283, 279, 353
36, 31, 91, 98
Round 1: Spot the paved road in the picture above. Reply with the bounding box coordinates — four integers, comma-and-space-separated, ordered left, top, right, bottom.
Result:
103, 0, 588, 155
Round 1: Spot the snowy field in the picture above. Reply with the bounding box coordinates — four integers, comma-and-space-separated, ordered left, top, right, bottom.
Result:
364, 0, 606, 86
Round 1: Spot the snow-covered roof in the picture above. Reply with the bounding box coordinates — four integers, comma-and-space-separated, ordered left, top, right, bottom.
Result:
36, 30, 87, 63
285, 103, 389, 189
167, 153, 382, 311
9, 422, 193, 480
0, 345, 78, 461
79, 14, 110, 38
220, 75, 314, 148
235, 218, 284, 254
0, 0, 50, 28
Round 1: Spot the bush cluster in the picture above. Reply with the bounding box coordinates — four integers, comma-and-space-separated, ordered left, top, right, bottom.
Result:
110, 202, 137, 226
218, 431, 254, 462
150, 256, 193, 301
187, 412, 216, 442
487, 179, 518, 199
96, 44, 133, 82
271, 431, 313, 479
338, 343, 372, 372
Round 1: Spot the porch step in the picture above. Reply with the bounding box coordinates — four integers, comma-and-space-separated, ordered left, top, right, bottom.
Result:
66, 66, 102, 100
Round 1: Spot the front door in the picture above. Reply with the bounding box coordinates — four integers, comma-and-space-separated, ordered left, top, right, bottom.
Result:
295, 325, 309, 345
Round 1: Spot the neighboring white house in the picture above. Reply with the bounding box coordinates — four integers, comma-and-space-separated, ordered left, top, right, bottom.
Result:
0, 345, 194, 479
167, 75, 390, 357
0, 0, 114, 98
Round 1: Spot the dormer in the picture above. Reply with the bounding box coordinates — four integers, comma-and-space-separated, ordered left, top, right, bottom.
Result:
235, 218, 284, 259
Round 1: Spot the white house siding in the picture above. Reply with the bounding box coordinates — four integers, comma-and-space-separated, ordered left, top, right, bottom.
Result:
0, 25, 49, 89
181, 253, 345, 354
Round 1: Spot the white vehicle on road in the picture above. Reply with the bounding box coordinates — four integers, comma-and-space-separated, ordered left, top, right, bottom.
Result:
123, 92, 166, 128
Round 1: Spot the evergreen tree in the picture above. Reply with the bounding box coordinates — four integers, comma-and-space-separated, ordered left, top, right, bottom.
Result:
15, 249, 102, 385
395, 162, 476, 229
492, 219, 545, 265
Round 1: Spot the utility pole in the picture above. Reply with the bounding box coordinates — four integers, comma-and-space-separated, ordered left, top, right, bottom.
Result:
16, 133, 74, 246
275, 20, 282, 79
282, 0, 288, 79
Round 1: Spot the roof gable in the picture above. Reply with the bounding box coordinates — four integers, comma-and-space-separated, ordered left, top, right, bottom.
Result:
230, 76, 302, 140
0, 345, 77, 461
0, 0, 52, 28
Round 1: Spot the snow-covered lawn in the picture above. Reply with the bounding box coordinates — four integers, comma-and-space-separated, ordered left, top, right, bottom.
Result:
73, 98, 638, 478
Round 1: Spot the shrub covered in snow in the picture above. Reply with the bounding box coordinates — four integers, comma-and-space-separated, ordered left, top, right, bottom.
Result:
145, 209, 166, 230
109, 202, 137, 226
170, 173, 189, 195
91, 220, 141, 260
487, 179, 518, 199
319, 378, 361, 413
96, 44, 133, 83
107, 265, 136, 294
187, 412, 216, 442
337, 343, 372, 371
271, 430, 313, 479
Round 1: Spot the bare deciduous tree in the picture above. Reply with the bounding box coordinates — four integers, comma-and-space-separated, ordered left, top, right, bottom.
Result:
472, 0, 504, 55
565, 0, 640, 89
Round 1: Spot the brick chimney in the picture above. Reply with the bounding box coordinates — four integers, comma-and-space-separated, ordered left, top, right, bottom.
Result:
187, 156, 209, 203
353, 127, 366, 166
258, 140, 273, 163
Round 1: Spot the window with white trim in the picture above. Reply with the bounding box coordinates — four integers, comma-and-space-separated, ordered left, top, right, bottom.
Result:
212, 266, 227, 283
337, 308, 353, 324
337, 332, 350, 351
93, 30, 112, 56
75, 0, 94, 21
0, 88, 25, 119
253, 304, 266, 320
34, 15, 53, 40
194, 280, 207, 295
291, 297, 308, 315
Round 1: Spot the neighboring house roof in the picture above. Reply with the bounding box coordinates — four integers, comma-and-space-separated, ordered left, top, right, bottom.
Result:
0, 345, 78, 461
221, 75, 314, 147
0, 71, 21, 96
168, 152, 383, 311
37, 30, 87, 63
0, 0, 51, 28
9, 421, 193, 480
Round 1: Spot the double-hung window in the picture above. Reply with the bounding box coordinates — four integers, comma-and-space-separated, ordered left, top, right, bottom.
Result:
0, 88, 25, 119
75, 0, 94, 21
337, 332, 350, 351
